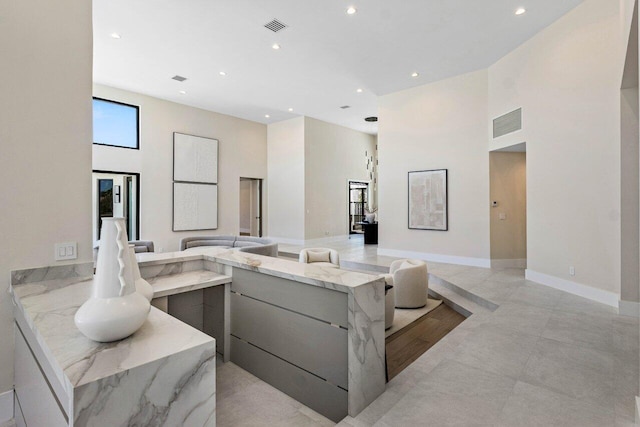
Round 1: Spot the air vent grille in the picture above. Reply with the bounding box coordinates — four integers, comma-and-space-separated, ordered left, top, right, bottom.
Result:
493, 108, 522, 138
340, 105, 351, 109
264, 19, 287, 32
172, 75, 187, 82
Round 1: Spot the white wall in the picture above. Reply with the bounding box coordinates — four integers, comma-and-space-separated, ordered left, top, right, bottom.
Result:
93, 84, 267, 252
489, 0, 624, 297
304, 117, 376, 240
377, 70, 491, 266
0, 0, 93, 396
267, 117, 306, 242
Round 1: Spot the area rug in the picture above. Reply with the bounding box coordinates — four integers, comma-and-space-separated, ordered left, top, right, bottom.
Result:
385, 298, 443, 338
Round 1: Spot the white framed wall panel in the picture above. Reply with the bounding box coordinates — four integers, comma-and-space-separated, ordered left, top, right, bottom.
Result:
173, 183, 218, 231
173, 132, 218, 184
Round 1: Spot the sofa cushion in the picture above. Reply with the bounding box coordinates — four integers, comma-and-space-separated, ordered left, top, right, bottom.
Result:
186, 240, 235, 249
307, 250, 331, 263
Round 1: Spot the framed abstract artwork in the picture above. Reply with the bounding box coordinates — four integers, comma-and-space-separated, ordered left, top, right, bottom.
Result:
173, 132, 219, 231
173, 182, 218, 231
173, 132, 218, 184
408, 169, 448, 231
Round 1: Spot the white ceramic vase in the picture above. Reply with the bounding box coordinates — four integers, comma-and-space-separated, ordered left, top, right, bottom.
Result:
129, 244, 154, 302
75, 218, 150, 342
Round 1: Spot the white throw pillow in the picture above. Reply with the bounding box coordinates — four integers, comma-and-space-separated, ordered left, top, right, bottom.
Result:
308, 250, 331, 263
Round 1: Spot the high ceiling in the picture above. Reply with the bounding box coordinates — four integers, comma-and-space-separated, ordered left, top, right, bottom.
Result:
93, 0, 583, 135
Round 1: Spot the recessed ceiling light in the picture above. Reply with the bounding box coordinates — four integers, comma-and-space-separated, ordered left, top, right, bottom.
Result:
356, 88, 363, 93
411, 72, 419, 78
288, 108, 293, 112
110, 33, 121, 39
347, 7, 357, 15
179, 90, 187, 95
272, 43, 281, 50
265, 114, 270, 118
515, 8, 526, 15
219, 71, 226, 76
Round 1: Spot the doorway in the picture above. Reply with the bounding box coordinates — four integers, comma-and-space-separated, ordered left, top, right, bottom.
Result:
92, 170, 140, 244
239, 178, 262, 237
489, 144, 527, 268
348, 181, 369, 235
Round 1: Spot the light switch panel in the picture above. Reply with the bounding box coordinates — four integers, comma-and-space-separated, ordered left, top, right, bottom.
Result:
55, 242, 77, 261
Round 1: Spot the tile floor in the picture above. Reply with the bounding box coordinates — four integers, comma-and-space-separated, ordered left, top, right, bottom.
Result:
216, 236, 639, 426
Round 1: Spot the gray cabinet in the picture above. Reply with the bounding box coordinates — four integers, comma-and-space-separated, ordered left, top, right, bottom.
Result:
230, 268, 350, 422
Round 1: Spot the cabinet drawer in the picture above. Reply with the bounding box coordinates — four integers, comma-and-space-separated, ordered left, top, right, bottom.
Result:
231, 268, 348, 327
231, 336, 348, 423
15, 326, 68, 427
231, 292, 348, 389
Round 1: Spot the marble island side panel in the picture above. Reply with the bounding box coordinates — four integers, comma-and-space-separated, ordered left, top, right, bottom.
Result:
11, 264, 216, 427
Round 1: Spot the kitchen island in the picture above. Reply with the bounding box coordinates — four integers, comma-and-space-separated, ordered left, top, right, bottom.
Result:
137, 247, 387, 422
11, 247, 385, 425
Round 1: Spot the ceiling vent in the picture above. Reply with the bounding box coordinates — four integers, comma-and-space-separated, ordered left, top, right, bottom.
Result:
340, 105, 351, 109
493, 108, 522, 138
365, 116, 378, 122
172, 75, 187, 82
264, 19, 288, 32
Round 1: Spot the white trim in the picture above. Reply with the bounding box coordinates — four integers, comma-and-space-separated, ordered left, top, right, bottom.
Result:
304, 234, 352, 245
268, 235, 353, 247
619, 300, 640, 317
266, 236, 306, 245
525, 269, 619, 307
635, 396, 640, 425
491, 258, 527, 269
0, 389, 13, 423
377, 247, 491, 268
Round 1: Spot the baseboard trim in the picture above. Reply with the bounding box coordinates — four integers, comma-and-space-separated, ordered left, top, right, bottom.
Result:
377, 248, 491, 268
304, 235, 351, 245
268, 235, 353, 247
525, 269, 618, 307
266, 236, 306, 246
239, 228, 250, 234
619, 300, 640, 317
490, 258, 527, 269
0, 389, 13, 422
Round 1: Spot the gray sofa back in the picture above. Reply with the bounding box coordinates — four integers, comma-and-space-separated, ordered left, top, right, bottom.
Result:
179, 235, 236, 251
179, 235, 278, 257
129, 240, 154, 253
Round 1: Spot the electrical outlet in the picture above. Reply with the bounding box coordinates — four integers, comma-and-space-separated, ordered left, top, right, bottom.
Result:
55, 242, 77, 261
499, 213, 507, 220
569, 266, 575, 276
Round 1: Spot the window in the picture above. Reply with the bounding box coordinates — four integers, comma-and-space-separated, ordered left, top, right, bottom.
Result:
93, 97, 139, 149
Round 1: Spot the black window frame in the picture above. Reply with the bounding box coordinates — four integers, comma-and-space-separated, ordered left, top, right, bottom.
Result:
92, 97, 140, 150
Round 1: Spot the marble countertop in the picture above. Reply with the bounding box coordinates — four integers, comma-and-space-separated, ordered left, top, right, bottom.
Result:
148, 269, 231, 298
137, 247, 384, 294
11, 275, 216, 395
